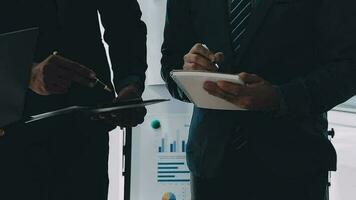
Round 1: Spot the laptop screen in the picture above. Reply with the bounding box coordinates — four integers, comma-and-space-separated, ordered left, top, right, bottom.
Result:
0, 28, 39, 127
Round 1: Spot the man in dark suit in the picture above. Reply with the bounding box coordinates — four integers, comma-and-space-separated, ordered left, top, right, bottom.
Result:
32, 1, 147, 199
161, 0, 356, 199
0, 53, 101, 199
1, 0, 147, 199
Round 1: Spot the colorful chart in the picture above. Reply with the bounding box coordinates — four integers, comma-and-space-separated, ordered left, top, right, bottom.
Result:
162, 192, 177, 200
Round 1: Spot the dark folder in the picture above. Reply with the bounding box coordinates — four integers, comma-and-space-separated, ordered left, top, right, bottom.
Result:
0, 28, 39, 127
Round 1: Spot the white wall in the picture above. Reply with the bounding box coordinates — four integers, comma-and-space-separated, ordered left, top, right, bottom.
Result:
108, 130, 125, 200
329, 108, 356, 200
98, 13, 125, 200
137, 0, 167, 85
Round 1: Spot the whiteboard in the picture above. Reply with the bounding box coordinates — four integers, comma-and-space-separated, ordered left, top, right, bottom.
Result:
131, 114, 192, 200
328, 109, 356, 200
131, 85, 194, 200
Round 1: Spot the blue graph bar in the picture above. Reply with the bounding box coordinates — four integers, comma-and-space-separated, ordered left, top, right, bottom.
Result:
158, 171, 190, 174
159, 137, 188, 153
158, 179, 190, 182
161, 138, 165, 152
158, 167, 179, 170
158, 175, 176, 178
158, 162, 185, 165
182, 141, 186, 152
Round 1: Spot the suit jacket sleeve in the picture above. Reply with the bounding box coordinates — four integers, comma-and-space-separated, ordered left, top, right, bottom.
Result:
279, 0, 356, 117
161, 0, 195, 102
98, 0, 148, 94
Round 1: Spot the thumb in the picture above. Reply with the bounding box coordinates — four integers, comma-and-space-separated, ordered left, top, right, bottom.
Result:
238, 72, 263, 84
213, 52, 225, 63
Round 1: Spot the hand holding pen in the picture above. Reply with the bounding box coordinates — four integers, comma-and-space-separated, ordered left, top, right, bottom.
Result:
183, 43, 224, 72
30, 51, 112, 96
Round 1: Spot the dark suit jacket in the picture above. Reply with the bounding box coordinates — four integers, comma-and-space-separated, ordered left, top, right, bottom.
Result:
2, 0, 147, 114
2, 0, 147, 116
1, 1, 147, 198
161, 0, 356, 179
1, 0, 147, 134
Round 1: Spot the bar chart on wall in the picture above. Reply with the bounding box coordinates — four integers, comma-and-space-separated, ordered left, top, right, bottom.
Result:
157, 128, 190, 185
158, 131, 187, 153
131, 113, 192, 200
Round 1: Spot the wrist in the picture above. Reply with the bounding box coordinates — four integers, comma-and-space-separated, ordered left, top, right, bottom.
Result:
29, 63, 49, 96
29, 64, 38, 90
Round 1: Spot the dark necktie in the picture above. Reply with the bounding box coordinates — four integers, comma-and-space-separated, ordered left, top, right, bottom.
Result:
228, 0, 253, 151
230, 0, 253, 53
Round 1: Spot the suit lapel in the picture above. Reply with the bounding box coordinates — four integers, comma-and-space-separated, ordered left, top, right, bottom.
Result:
233, 0, 276, 69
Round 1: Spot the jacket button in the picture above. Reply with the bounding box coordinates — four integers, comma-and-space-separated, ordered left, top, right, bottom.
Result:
0, 129, 5, 137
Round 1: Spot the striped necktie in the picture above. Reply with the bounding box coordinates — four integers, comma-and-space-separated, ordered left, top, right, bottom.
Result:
230, 0, 253, 53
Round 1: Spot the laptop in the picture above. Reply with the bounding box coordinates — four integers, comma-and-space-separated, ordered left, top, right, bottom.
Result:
0, 27, 39, 127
